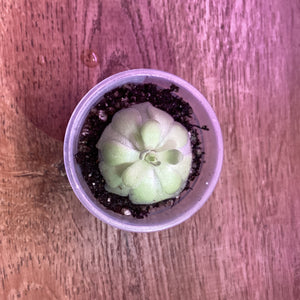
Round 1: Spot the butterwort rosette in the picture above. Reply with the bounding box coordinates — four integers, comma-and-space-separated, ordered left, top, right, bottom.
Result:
96, 102, 192, 204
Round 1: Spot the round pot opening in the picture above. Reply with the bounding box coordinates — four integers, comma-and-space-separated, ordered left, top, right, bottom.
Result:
64, 69, 223, 232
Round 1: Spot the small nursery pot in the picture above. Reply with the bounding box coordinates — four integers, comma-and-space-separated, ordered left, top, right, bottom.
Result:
64, 69, 223, 232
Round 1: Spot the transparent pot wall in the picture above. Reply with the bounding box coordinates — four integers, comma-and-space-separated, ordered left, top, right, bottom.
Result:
64, 69, 223, 232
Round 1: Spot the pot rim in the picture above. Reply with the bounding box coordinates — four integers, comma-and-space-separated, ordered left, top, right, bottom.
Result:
64, 69, 223, 232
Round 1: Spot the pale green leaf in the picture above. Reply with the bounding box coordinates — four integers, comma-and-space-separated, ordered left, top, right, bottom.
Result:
147, 104, 174, 138
129, 169, 158, 204
154, 164, 182, 194
171, 154, 192, 181
158, 122, 189, 150
158, 149, 183, 165
140, 120, 161, 149
111, 107, 142, 139
105, 184, 130, 197
100, 141, 139, 166
99, 161, 132, 188
122, 160, 150, 188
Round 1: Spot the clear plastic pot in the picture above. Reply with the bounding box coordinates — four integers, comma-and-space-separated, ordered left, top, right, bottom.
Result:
64, 69, 223, 232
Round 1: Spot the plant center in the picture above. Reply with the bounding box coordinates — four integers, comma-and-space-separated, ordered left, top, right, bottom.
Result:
139, 150, 161, 166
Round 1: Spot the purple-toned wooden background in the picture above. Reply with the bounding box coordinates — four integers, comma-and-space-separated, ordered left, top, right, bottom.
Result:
0, 0, 299, 299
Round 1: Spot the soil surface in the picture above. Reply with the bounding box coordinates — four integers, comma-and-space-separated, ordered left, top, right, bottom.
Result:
75, 83, 206, 218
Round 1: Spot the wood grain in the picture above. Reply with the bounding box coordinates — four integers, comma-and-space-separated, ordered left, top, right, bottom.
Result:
0, 0, 299, 299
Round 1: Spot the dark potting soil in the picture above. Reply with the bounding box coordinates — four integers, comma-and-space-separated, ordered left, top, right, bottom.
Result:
75, 83, 206, 218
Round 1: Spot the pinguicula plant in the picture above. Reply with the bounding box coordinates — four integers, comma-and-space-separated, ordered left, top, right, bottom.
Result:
96, 102, 192, 204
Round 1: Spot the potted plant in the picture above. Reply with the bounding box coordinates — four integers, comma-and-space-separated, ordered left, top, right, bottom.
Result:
64, 69, 223, 232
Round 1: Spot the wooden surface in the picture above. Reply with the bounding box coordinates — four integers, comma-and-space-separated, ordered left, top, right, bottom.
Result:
0, 0, 299, 299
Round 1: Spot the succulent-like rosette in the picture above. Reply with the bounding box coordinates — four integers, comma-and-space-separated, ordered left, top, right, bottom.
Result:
96, 102, 192, 204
